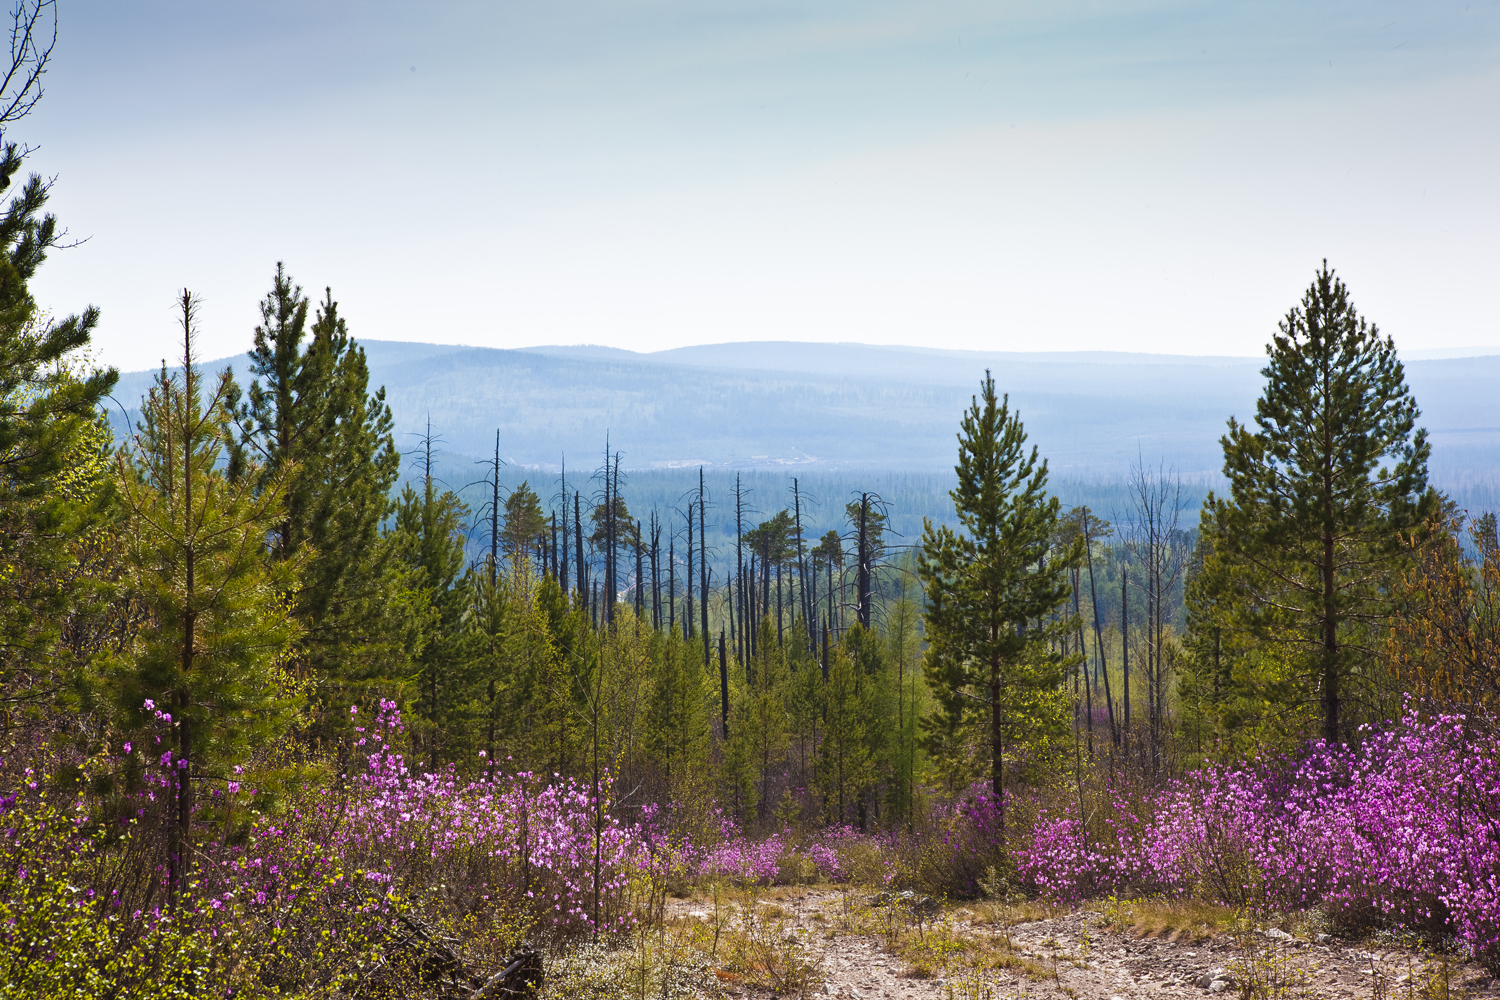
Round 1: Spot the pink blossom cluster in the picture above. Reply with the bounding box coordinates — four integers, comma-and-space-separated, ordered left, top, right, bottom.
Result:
688, 821, 888, 885
105, 700, 659, 938
693, 818, 787, 882
1016, 708, 1500, 966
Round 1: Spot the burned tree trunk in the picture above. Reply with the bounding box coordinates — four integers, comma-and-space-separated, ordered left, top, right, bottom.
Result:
700, 467, 710, 668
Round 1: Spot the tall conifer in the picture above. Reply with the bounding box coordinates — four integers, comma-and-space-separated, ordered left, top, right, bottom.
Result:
918, 372, 1077, 826
1209, 263, 1435, 741
111, 292, 299, 894
228, 265, 398, 679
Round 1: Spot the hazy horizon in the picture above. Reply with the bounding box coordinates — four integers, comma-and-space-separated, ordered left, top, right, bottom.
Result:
25, 2, 1500, 370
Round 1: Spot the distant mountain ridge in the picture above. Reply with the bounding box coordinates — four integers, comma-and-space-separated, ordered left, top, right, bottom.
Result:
109, 341, 1500, 498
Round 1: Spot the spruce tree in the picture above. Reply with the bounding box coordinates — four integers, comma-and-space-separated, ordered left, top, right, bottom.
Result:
1210, 263, 1435, 742
918, 372, 1077, 825
228, 265, 399, 680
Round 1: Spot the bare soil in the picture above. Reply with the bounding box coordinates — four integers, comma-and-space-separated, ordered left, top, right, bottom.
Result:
669, 890, 1500, 1000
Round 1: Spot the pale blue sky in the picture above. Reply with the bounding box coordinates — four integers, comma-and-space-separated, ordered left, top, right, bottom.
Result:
22, 1, 1500, 369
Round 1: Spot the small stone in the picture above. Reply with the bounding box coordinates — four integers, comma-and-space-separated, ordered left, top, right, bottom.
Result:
1208, 981, 1228, 993
1196, 969, 1230, 989
1265, 928, 1294, 942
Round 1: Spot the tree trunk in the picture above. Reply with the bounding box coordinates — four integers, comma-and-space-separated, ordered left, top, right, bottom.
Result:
990, 653, 1004, 832
574, 492, 586, 610
685, 500, 694, 640
1322, 523, 1339, 741
776, 559, 783, 647
794, 479, 811, 648
1122, 566, 1130, 738
735, 475, 746, 668
719, 631, 730, 737
700, 469, 710, 667
651, 514, 661, 629
761, 537, 771, 636
856, 495, 872, 629
1085, 528, 1116, 748
560, 460, 569, 596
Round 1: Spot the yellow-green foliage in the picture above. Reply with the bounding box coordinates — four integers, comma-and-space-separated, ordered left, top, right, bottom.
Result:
0, 791, 251, 999
0, 781, 462, 999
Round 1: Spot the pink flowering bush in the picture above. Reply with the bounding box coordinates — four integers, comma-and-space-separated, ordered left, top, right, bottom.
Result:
693, 818, 788, 882
1015, 708, 1500, 968
888, 787, 1013, 897
263, 700, 651, 937
0, 698, 680, 994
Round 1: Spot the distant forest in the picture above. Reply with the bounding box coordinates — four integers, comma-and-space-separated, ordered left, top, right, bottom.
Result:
108, 339, 1500, 551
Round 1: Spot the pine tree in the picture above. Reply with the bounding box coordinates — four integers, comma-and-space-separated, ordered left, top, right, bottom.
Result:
843, 622, 892, 829
504, 480, 547, 569
785, 615, 822, 814
643, 626, 709, 790
1209, 263, 1435, 742
728, 615, 790, 825
0, 141, 117, 683
228, 265, 399, 680
388, 454, 473, 760
589, 479, 633, 621
109, 292, 299, 895
884, 591, 926, 824
817, 643, 872, 826
918, 372, 1078, 826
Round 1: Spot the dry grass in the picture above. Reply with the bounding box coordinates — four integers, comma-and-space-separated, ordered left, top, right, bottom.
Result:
538, 883, 826, 1000
967, 898, 1073, 928
823, 893, 1054, 987
1098, 897, 1241, 942
1369, 948, 1476, 1000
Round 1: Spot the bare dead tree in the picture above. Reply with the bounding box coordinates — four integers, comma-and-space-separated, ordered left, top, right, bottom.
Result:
1125, 455, 1190, 772
0, 1, 55, 138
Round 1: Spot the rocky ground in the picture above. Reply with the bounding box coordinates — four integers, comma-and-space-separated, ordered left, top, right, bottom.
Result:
667, 890, 1500, 1000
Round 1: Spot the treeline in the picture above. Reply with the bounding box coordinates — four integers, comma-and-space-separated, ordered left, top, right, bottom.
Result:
902, 264, 1500, 832
0, 233, 1201, 834
3, 250, 948, 831
8, 169, 1497, 850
